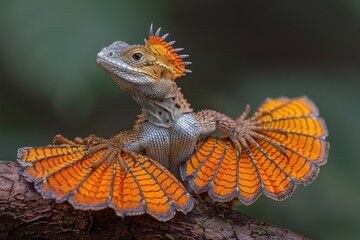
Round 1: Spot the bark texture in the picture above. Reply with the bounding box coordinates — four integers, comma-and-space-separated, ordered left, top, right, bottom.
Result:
0, 161, 307, 240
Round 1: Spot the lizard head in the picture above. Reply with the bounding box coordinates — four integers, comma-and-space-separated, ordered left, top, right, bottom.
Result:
96, 25, 191, 93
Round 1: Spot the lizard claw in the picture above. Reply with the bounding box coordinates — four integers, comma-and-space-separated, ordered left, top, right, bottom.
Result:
77, 134, 106, 147
51, 134, 128, 171
52, 134, 76, 145
52, 134, 105, 147
83, 141, 128, 173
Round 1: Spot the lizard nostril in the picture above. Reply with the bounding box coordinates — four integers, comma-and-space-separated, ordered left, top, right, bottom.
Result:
108, 52, 114, 57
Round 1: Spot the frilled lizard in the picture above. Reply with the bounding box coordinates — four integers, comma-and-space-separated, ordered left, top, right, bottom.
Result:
17, 25, 329, 221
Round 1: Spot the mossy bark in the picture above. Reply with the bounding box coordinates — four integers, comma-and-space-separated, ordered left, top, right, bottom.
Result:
0, 161, 307, 240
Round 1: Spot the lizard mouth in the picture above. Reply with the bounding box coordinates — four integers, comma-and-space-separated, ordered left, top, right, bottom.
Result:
96, 53, 136, 74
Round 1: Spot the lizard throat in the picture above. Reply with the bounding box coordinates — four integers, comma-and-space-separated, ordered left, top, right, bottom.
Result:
135, 85, 193, 128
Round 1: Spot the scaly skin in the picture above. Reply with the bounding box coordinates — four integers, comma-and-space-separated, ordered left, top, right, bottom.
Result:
18, 25, 329, 221
94, 27, 237, 180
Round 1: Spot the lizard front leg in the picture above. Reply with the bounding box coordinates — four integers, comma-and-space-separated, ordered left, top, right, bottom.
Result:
196, 107, 282, 155
51, 130, 144, 171
52, 130, 143, 152
195, 109, 237, 139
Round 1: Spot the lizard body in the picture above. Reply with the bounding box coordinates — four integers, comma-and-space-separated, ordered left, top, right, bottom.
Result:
96, 30, 234, 179
17, 25, 329, 221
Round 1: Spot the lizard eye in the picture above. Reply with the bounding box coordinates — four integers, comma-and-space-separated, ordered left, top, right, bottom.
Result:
132, 52, 143, 61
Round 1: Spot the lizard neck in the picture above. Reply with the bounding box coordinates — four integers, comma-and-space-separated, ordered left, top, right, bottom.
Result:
132, 81, 192, 128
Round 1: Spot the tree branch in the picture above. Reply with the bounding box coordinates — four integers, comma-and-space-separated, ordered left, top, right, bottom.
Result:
0, 161, 307, 239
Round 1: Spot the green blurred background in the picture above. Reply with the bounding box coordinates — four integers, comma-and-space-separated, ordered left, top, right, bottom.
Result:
1, 0, 359, 239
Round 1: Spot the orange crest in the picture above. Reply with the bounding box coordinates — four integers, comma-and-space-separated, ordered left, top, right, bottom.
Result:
146, 25, 191, 79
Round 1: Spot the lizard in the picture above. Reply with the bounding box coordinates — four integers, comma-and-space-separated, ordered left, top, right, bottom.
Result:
17, 25, 329, 222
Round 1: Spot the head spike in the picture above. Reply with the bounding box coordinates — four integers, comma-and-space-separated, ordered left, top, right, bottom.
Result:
179, 54, 189, 59
184, 69, 192, 73
144, 38, 148, 44
146, 27, 189, 79
168, 41, 176, 46
155, 27, 161, 37
161, 33, 169, 40
184, 61, 192, 66
149, 24, 154, 36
